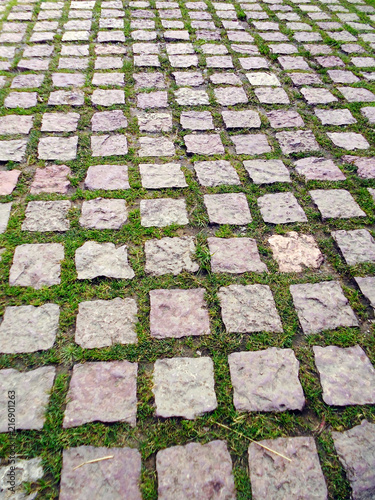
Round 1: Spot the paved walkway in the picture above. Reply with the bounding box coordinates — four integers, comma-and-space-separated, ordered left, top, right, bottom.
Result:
0, 0, 374, 497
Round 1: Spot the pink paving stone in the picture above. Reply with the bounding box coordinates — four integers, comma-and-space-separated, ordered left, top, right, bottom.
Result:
268, 231, 324, 272
207, 237, 267, 273
314, 108, 356, 126
0, 170, 21, 195
301, 87, 337, 104
139, 137, 175, 157
63, 361, 138, 428
315, 55, 345, 67
289, 72, 322, 85
91, 110, 128, 131
149, 288, 210, 339
139, 163, 187, 188
137, 91, 168, 108
145, 236, 198, 276
214, 86, 247, 105
79, 198, 128, 229
222, 110, 261, 129
327, 132, 370, 150
30, 165, 71, 194
204, 193, 252, 225
276, 130, 320, 154
278, 55, 310, 70
254, 87, 290, 104
156, 441, 236, 500
243, 160, 291, 184
91, 135, 128, 157
266, 110, 304, 128
0, 115, 34, 135
231, 134, 271, 155
60, 447, 142, 500
239, 57, 269, 69
184, 134, 224, 155
38, 137, 78, 161
84, 164, 130, 190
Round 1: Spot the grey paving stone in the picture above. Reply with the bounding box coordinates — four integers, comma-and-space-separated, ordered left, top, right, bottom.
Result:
239, 57, 269, 69
92, 89, 125, 106
38, 137, 78, 161
0, 366, 55, 431
327, 132, 370, 150
75, 241, 135, 280
327, 70, 359, 83
314, 108, 356, 126
92, 72, 124, 86
22, 200, 71, 232
0, 203, 11, 234
153, 357, 217, 419
173, 71, 204, 86
314, 345, 375, 406
266, 110, 304, 128
214, 87, 247, 105
60, 446, 142, 500
139, 163, 187, 188
137, 90, 168, 108
139, 137, 175, 156
169, 55, 198, 67
41, 112, 80, 132
248, 437, 328, 500
218, 284, 283, 333
91, 135, 128, 157
301, 87, 337, 104
290, 281, 358, 334
150, 288, 210, 339
338, 87, 375, 103
0, 458, 43, 499
180, 111, 213, 130
208, 237, 267, 273
12, 75, 44, 89
9, 243, 64, 289
343, 156, 375, 178
204, 193, 252, 225
269, 231, 324, 272
138, 112, 172, 132
332, 229, 375, 265
355, 276, 375, 310
258, 192, 307, 224
254, 87, 290, 104
184, 134, 224, 155
84, 164, 130, 191
79, 198, 128, 229
231, 134, 271, 155
194, 160, 240, 186
294, 157, 345, 181
310, 189, 366, 219
0, 303, 59, 353
52, 73, 85, 87
289, 72, 322, 85
0, 140, 28, 162
31, 165, 71, 194
91, 110, 127, 131
361, 106, 375, 123
75, 298, 137, 348
277, 130, 320, 154
174, 88, 209, 105
4, 92, 37, 108
222, 110, 261, 129
140, 198, 188, 227
63, 361, 138, 428
145, 236, 198, 275
156, 441, 236, 500
0, 115, 34, 134
244, 159, 291, 184
48, 90, 84, 105
332, 420, 375, 500
0, 170, 21, 195
229, 348, 305, 412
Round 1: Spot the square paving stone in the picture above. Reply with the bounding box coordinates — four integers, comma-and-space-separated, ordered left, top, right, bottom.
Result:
327, 132, 370, 150
91, 135, 128, 157
204, 193, 252, 225
63, 361, 138, 428
294, 157, 345, 181
48, 90, 84, 106
75, 241, 134, 279
361, 106, 375, 123
184, 134, 224, 155
0, 170, 21, 195
0, 303, 59, 354
91, 110, 127, 131
231, 134, 271, 155
153, 357, 217, 419
254, 87, 290, 104
208, 237, 267, 273
222, 110, 261, 129
245, 72, 281, 86
138, 113, 172, 132
290, 281, 358, 334
38, 137, 78, 161
0, 140, 28, 162
194, 160, 240, 186
314, 108, 356, 126
173, 71, 204, 86
214, 87, 247, 106
169, 55, 198, 67
269, 231, 324, 272
41, 112, 80, 132
310, 189, 366, 219
332, 420, 375, 500
52, 73, 85, 87
248, 437, 328, 500
59, 446, 142, 500
258, 192, 307, 224
139, 163, 186, 188
9, 243, 64, 289
301, 87, 337, 104
4, 92, 37, 108
180, 111, 213, 130
289, 72, 322, 85
266, 110, 304, 128
139, 137, 175, 157
31, 165, 71, 194
239, 57, 269, 69
206, 55, 233, 68
314, 345, 375, 406
11, 74, 45, 88
174, 88, 209, 105
156, 441, 236, 500
218, 284, 283, 333
150, 288, 210, 339
137, 91, 168, 108
229, 348, 305, 412
339, 87, 375, 102
92, 73, 124, 86
91, 89, 125, 106
327, 70, 359, 83
355, 276, 375, 310
75, 298, 137, 348
276, 130, 320, 154
145, 236, 198, 275
22, 200, 71, 232
0, 366, 55, 431
244, 159, 291, 184
140, 198, 188, 227
331, 229, 375, 265
79, 198, 128, 229
0, 115, 34, 135
278, 55, 310, 70
343, 156, 375, 178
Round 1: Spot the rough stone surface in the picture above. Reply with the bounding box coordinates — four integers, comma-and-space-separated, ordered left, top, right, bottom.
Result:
91, 135, 128, 157
327, 132, 370, 150
294, 157, 345, 181
84, 164, 130, 190
156, 441, 236, 500
332, 420, 375, 500
75, 241, 134, 280
218, 284, 283, 333
194, 160, 240, 186
140, 198, 188, 227
140, 163, 187, 188
9, 243, 64, 289
0, 458, 43, 500
355, 277, 375, 310
315, 108, 356, 126
204, 193, 252, 225
139, 137, 175, 156
63, 361, 138, 428
0, 140, 27, 162
248, 437, 328, 500
153, 357, 217, 419
0, 170, 21, 196
184, 134, 224, 155
60, 446, 141, 500
0, 203, 11, 234
208, 237, 267, 273
31, 165, 71, 194
258, 192, 307, 224
332, 229, 375, 265
145, 236, 198, 275
231, 134, 271, 155
269, 232, 324, 272
277, 130, 320, 154
138, 112, 172, 132
38, 136, 78, 161
266, 109, 304, 128
0, 366, 55, 431
41, 112, 80, 132
313, 345, 375, 406
137, 91, 167, 108
91, 110, 127, 131
290, 281, 358, 334
244, 159, 290, 184
150, 288, 210, 339
174, 88, 209, 105
222, 110, 261, 129
310, 189, 366, 219
79, 198, 128, 229
0, 114, 34, 134
22, 200, 71, 232
0, 303, 59, 353
75, 298, 137, 348
228, 348, 305, 412
180, 111, 213, 130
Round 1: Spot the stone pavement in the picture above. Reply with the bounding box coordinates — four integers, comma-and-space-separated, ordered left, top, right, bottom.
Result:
0, 0, 374, 496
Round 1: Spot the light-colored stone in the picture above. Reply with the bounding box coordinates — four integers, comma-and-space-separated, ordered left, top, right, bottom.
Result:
31, 165, 71, 194
277, 130, 320, 154
0, 458, 43, 500
332, 229, 375, 265
269, 232, 323, 272
0, 203, 11, 234
0, 170, 21, 195
194, 160, 240, 186
79, 198, 128, 229
258, 192, 307, 224
244, 160, 290, 184
184, 134, 224, 155
208, 237, 267, 273
140, 163, 186, 188
294, 157, 345, 181
310, 189, 366, 219
91, 135, 128, 157
140, 198, 188, 227
355, 276, 375, 310
138, 113, 172, 132
138, 137, 175, 156
145, 236, 198, 275
0, 140, 27, 162
0, 115, 34, 135
22, 200, 71, 232
204, 193, 252, 225
38, 137, 78, 161
84, 164, 130, 190
327, 132, 370, 150
222, 110, 261, 129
